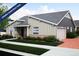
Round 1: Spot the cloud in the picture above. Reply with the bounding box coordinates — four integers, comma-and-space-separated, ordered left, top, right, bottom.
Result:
72, 16, 79, 20
10, 5, 56, 20
10, 9, 32, 20
31, 5, 56, 14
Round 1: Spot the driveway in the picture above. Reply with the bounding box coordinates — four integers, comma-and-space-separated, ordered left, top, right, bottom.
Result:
59, 38, 79, 49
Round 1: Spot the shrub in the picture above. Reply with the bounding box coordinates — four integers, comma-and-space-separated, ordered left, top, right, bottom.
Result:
17, 37, 22, 40
43, 36, 59, 42
24, 36, 37, 40
1, 34, 13, 39
66, 32, 78, 38
0, 35, 2, 40
75, 30, 79, 36
24, 36, 59, 42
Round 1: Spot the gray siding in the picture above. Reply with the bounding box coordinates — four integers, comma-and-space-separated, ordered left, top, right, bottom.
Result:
58, 17, 75, 32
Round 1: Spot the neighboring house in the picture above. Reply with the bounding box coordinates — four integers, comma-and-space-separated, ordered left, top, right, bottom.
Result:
74, 20, 79, 31
6, 10, 75, 41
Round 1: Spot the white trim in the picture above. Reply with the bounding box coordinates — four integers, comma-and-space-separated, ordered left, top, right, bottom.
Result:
70, 27, 72, 32
67, 27, 69, 29
57, 10, 69, 25
29, 16, 57, 25
16, 20, 25, 22
14, 25, 30, 27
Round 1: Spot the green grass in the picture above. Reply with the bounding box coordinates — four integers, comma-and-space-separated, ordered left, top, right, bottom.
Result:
0, 42, 49, 55
8, 39, 63, 46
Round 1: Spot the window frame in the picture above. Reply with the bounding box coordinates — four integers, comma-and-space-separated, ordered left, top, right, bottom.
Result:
32, 27, 39, 34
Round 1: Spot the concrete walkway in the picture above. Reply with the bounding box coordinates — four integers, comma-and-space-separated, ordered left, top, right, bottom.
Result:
0, 40, 52, 49
1, 39, 79, 56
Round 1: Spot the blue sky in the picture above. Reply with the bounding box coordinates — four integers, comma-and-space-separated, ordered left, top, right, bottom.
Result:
4, 3, 79, 20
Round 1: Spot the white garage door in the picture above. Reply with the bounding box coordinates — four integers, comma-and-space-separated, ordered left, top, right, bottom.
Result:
57, 27, 66, 41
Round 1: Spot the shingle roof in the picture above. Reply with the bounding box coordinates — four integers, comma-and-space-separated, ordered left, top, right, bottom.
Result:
19, 16, 28, 20
74, 20, 79, 27
16, 10, 68, 26
17, 21, 28, 25
16, 16, 28, 26
32, 10, 68, 24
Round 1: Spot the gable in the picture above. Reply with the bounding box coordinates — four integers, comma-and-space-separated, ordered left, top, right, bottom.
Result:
58, 12, 75, 28
74, 20, 79, 27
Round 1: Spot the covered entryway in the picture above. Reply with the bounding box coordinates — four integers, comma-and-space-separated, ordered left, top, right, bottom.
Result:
15, 27, 27, 38
56, 27, 66, 41
14, 24, 30, 38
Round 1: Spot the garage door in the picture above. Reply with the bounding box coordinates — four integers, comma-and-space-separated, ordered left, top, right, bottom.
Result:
57, 27, 66, 41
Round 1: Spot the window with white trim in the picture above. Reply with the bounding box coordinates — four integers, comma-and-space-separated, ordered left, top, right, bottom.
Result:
70, 27, 72, 32
67, 27, 69, 29
32, 27, 39, 34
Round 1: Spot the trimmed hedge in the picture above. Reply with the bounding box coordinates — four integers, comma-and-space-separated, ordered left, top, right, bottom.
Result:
66, 32, 78, 38
75, 30, 79, 36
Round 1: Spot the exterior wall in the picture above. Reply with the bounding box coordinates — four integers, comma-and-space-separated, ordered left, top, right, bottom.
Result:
58, 13, 75, 32
75, 26, 79, 31
6, 25, 16, 37
28, 17, 57, 37
6, 21, 21, 37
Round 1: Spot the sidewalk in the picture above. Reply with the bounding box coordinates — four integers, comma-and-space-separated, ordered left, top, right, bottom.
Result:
1, 39, 79, 56
0, 40, 53, 49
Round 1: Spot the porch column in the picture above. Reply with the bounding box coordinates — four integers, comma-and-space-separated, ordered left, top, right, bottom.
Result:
27, 27, 29, 36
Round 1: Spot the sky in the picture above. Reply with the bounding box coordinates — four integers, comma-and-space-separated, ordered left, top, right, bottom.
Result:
3, 3, 79, 20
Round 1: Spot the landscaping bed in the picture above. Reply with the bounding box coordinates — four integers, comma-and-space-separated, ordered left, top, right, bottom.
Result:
0, 42, 48, 55
8, 36, 63, 46
66, 32, 78, 38
0, 34, 13, 40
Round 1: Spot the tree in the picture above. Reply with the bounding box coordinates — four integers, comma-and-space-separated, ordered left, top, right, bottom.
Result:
0, 4, 9, 30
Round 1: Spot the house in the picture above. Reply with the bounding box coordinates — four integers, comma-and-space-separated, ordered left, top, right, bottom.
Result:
6, 10, 75, 41
74, 20, 79, 31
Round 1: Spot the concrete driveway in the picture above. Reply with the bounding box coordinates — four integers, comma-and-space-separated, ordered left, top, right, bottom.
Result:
59, 38, 79, 49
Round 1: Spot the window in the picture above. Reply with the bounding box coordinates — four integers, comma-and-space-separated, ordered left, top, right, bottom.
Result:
70, 27, 72, 32
33, 27, 39, 34
67, 27, 69, 29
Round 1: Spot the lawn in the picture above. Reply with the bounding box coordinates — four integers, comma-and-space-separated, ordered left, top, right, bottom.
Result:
8, 39, 62, 46
0, 51, 21, 56
0, 42, 49, 55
